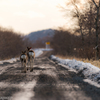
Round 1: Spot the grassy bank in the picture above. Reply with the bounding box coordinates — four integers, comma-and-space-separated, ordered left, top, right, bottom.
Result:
56, 55, 100, 69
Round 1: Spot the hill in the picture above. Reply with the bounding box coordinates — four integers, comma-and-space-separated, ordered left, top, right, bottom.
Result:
26, 29, 55, 43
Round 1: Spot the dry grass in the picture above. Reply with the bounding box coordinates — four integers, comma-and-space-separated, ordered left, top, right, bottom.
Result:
56, 55, 100, 68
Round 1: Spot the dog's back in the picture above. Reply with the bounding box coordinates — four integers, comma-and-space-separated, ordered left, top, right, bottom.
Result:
26, 47, 35, 61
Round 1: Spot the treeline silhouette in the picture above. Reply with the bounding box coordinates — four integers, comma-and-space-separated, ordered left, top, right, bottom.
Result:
32, 36, 53, 48
51, 0, 100, 60
51, 29, 100, 60
0, 27, 32, 60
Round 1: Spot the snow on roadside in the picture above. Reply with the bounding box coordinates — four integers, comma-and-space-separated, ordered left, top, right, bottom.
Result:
0, 49, 43, 64
33, 48, 53, 57
50, 55, 100, 84
0, 58, 19, 64
33, 48, 53, 52
0, 48, 52, 65
34, 49, 43, 57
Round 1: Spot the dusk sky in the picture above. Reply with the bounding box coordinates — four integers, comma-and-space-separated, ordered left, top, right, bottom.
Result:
0, 0, 69, 35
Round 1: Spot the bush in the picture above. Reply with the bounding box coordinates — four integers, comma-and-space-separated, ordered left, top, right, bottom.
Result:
52, 30, 79, 56
51, 29, 100, 60
0, 27, 32, 59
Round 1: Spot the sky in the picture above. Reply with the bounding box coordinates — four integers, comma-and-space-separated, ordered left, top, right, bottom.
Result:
0, 0, 69, 35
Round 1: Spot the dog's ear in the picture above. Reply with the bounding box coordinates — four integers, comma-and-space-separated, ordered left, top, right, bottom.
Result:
27, 47, 30, 50
22, 51, 23, 53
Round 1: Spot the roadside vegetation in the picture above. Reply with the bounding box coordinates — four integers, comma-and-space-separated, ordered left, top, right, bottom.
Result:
32, 36, 53, 48
0, 27, 32, 60
51, 0, 100, 68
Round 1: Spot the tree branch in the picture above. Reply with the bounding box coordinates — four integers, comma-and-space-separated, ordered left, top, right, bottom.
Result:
92, 0, 98, 8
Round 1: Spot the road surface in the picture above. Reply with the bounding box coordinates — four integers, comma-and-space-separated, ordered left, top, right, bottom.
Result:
0, 51, 100, 100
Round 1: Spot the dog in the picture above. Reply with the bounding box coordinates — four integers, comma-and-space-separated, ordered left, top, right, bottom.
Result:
26, 47, 35, 72
20, 51, 28, 73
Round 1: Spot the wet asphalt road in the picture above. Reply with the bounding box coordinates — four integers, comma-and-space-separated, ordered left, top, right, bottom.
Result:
0, 51, 100, 100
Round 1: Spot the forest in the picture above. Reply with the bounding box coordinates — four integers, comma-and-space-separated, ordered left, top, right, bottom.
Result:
51, 0, 100, 60
0, 27, 32, 59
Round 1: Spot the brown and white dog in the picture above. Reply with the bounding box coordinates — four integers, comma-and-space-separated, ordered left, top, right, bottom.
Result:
20, 51, 28, 73
26, 47, 35, 72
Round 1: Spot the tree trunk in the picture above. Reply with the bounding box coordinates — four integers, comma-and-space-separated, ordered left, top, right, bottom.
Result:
89, 3, 92, 44
95, 7, 99, 60
79, 19, 84, 46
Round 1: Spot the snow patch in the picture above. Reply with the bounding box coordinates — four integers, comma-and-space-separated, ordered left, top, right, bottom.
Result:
0, 48, 52, 64
0, 58, 19, 64
50, 55, 100, 84
34, 49, 43, 57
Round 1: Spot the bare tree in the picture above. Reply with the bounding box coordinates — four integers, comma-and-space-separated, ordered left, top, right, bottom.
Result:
0, 27, 33, 59
90, 0, 100, 60
80, 2, 96, 44
59, 0, 88, 45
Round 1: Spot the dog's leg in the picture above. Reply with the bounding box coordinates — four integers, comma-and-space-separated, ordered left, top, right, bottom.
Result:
21, 60, 27, 73
30, 57, 33, 72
